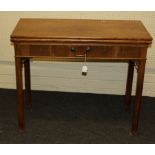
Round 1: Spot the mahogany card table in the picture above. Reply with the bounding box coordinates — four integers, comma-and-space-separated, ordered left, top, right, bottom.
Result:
11, 18, 152, 134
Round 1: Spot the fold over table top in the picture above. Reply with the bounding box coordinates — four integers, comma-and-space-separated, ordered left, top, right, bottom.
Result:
11, 18, 152, 44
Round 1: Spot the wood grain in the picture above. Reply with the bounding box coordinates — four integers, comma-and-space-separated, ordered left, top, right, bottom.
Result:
11, 19, 152, 44
10, 18, 153, 134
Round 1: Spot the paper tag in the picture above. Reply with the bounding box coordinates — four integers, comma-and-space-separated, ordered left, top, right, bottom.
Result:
82, 65, 88, 76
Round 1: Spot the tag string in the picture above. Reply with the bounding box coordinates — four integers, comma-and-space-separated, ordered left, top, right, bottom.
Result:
85, 52, 87, 63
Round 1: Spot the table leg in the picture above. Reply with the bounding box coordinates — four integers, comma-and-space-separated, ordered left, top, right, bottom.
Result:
131, 60, 146, 135
15, 57, 24, 131
124, 61, 134, 110
24, 59, 31, 109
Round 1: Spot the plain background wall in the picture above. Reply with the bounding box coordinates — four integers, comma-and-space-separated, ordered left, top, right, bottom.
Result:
0, 11, 155, 96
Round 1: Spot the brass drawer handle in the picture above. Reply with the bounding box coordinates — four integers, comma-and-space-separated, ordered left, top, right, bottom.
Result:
86, 46, 91, 52
70, 47, 76, 52
71, 46, 91, 53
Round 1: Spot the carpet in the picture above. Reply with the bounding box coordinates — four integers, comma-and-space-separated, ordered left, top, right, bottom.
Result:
0, 89, 155, 144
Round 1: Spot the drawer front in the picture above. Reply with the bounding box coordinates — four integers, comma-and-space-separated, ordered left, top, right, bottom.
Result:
52, 45, 86, 57
15, 45, 146, 60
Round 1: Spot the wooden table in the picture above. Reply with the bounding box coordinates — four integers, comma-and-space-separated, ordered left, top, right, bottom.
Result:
11, 18, 152, 134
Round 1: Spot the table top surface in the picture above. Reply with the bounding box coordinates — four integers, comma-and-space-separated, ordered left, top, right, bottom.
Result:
11, 18, 152, 44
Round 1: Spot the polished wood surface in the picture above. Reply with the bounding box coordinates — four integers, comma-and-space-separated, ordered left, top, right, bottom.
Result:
124, 61, 135, 110
11, 19, 152, 44
132, 60, 146, 135
14, 44, 148, 61
15, 57, 24, 131
24, 59, 31, 109
11, 18, 152, 135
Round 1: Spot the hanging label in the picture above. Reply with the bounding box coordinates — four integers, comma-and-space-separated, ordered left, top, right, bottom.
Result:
82, 65, 88, 76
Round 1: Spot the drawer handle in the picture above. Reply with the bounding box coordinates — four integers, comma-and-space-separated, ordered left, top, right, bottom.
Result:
85, 46, 91, 52
70, 47, 76, 52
